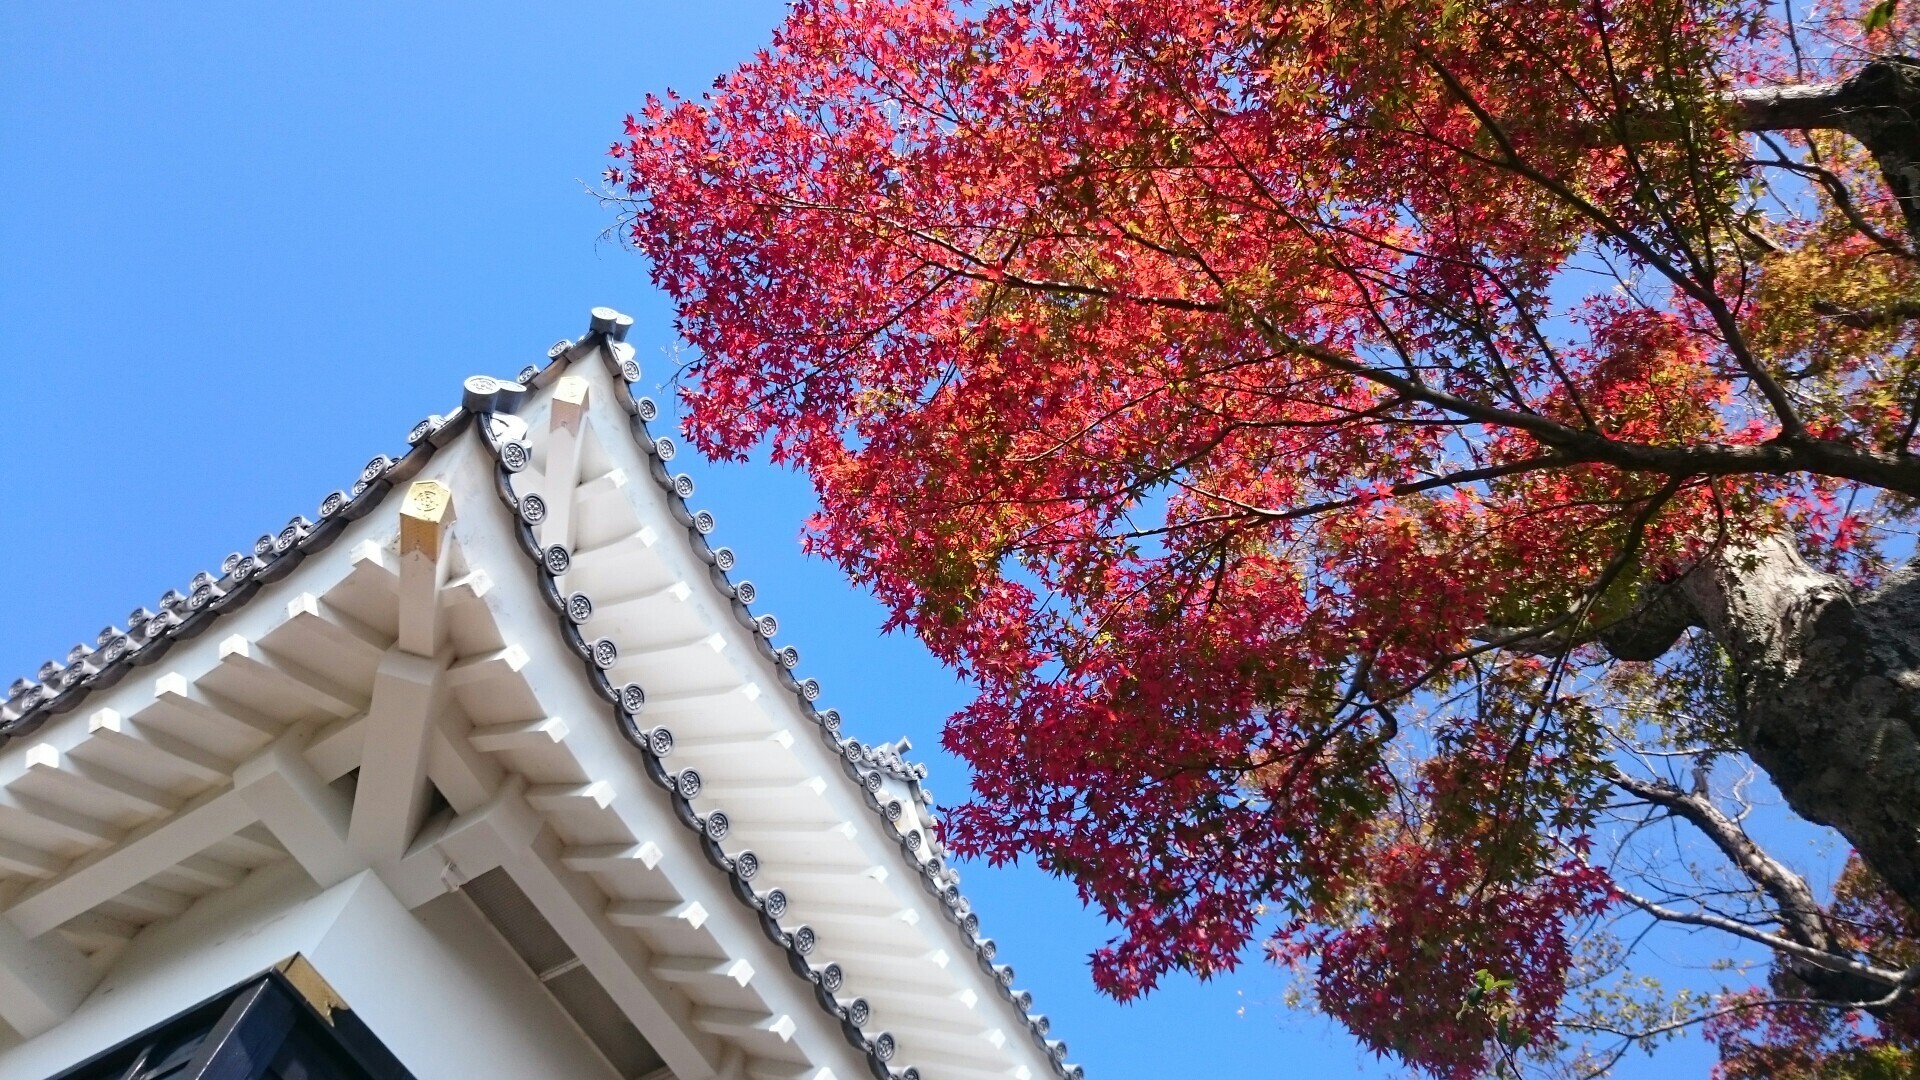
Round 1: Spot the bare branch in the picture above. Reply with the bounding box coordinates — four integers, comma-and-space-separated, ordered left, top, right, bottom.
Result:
1617, 887, 1908, 987
1608, 767, 1835, 951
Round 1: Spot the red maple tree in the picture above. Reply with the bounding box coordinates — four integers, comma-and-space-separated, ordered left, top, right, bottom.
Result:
609, 0, 1920, 1073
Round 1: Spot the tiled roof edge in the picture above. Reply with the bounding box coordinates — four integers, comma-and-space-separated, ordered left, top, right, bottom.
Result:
0, 327, 628, 744
464, 314, 1080, 1078
0, 307, 1081, 1077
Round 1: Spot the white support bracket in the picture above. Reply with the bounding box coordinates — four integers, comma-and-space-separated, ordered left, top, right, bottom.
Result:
235, 736, 360, 889
0, 913, 95, 1038
346, 650, 448, 866
380, 774, 538, 909
386, 779, 727, 1080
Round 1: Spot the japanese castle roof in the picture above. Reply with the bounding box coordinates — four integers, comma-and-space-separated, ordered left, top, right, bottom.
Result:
0, 309, 1080, 1080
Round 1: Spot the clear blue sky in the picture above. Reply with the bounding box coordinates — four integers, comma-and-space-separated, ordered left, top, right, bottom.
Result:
0, 4, 1723, 1076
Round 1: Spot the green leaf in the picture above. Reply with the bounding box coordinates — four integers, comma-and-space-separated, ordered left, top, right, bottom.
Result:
1864, 0, 1899, 32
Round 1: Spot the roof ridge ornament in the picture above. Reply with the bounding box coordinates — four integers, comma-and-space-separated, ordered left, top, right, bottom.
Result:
461, 375, 529, 415
588, 305, 634, 342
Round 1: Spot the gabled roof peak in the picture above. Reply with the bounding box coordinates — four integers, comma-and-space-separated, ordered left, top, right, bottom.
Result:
462, 328, 1078, 1078
0, 307, 1081, 1079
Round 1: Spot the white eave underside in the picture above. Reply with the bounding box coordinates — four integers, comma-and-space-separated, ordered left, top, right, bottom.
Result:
0, 311, 1079, 1080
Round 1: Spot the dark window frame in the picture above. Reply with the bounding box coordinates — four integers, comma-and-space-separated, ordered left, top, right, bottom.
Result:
48, 963, 414, 1080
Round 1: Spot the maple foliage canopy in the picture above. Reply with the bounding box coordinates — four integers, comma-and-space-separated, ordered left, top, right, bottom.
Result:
610, 0, 1920, 1074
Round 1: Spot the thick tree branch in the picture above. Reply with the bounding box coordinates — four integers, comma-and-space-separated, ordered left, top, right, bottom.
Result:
1734, 58, 1920, 249
1262, 328, 1920, 498
1659, 538, 1920, 925
1810, 296, 1920, 330
1733, 59, 1920, 133
1591, 584, 1699, 661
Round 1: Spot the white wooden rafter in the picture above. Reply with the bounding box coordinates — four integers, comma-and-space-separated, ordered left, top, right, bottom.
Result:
608, 898, 709, 932
215, 635, 364, 719
147, 672, 281, 747
282, 592, 388, 669
83, 708, 230, 787
560, 841, 662, 873
0, 789, 120, 850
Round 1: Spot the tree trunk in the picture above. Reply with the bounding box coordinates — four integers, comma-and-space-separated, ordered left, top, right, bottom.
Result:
1657, 57, 1920, 906
1656, 538, 1920, 912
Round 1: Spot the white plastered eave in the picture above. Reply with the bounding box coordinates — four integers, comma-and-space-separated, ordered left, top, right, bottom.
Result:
0, 308, 1082, 1080
465, 325, 1079, 1080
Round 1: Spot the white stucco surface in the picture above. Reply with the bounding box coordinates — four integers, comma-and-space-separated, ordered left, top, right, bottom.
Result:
311, 873, 621, 1080
0, 865, 618, 1080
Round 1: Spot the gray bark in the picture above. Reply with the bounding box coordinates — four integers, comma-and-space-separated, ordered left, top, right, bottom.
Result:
1615, 537, 1920, 919
1713, 60, 1920, 899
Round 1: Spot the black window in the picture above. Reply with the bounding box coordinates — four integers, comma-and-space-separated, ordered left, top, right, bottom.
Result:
49, 967, 413, 1080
